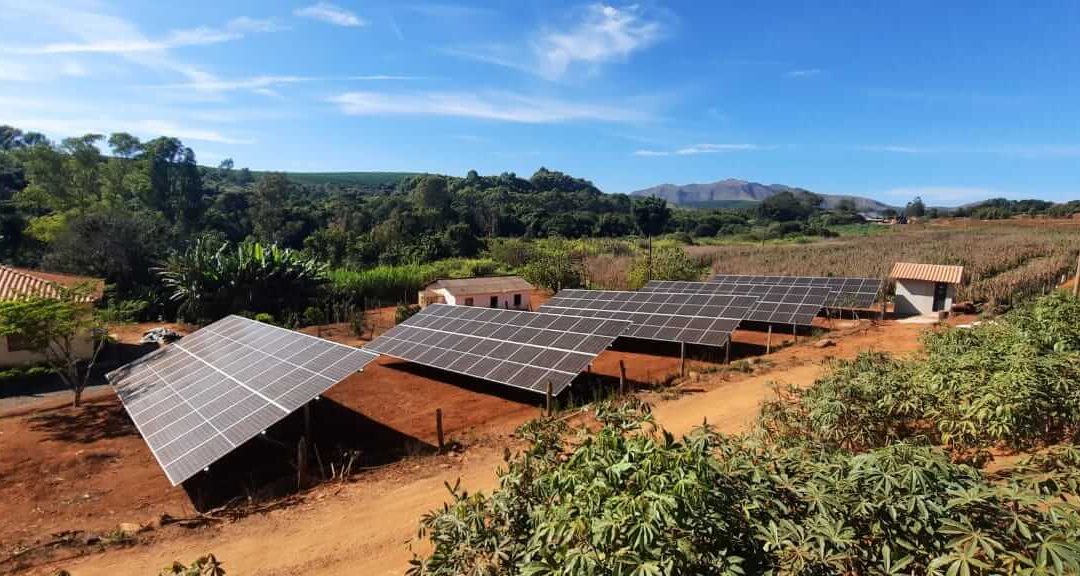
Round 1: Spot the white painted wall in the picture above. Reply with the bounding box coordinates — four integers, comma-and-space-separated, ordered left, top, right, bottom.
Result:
418, 288, 531, 310
894, 279, 955, 317
0, 333, 95, 368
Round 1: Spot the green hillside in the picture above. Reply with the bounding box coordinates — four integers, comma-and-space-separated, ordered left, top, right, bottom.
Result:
253, 171, 418, 188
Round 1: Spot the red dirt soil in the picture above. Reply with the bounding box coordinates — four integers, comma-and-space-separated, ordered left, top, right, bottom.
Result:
1, 311, 962, 575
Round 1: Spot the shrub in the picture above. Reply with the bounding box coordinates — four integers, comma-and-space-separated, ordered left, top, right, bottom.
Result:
411, 400, 1080, 576
628, 244, 704, 288
395, 303, 420, 324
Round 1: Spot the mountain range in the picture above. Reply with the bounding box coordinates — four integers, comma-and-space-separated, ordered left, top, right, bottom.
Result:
630, 179, 894, 213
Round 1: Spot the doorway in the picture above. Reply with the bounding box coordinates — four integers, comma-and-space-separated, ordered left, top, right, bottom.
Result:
932, 282, 947, 312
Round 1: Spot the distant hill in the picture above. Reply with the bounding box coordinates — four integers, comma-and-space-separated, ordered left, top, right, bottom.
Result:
630, 179, 894, 214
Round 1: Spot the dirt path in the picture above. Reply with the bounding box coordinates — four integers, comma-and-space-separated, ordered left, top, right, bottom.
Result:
40, 320, 932, 576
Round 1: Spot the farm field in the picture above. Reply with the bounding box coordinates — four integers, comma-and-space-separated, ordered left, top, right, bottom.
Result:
8, 315, 934, 575
684, 219, 1080, 307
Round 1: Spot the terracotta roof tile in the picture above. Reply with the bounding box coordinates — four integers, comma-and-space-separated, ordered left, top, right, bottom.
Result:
0, 265, 103, 302
889, 262, 964, 284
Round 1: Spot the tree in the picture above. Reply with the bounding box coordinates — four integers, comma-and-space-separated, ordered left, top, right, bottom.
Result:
44, 208, 169, 296
0, 287, 108, 406
632, 196, 671, 281
905, 196, 926, 218
757, 191, 821, 221
250, 173, 291, 244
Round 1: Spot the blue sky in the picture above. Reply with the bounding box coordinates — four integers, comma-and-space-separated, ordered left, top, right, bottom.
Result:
2, 1, 1079, 205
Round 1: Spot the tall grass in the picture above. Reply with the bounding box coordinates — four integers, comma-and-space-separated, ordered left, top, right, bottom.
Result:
328, 258, 509, 306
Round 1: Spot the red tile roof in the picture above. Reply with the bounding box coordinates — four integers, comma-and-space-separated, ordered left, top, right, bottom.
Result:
0, 265, 103, 302
889, 262, 964, 284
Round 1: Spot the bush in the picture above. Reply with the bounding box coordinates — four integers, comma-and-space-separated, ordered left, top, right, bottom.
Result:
628, 244, 704, 288
411, 400, 1080, 576
395, 303, 420, 324
762, 292, 1080, 456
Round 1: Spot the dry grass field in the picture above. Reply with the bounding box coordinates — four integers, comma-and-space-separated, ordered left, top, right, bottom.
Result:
583, 218, 1080, 307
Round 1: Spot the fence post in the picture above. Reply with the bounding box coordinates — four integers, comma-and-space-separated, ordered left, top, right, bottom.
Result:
619, 359, 626, 396
436, 408, 444, 453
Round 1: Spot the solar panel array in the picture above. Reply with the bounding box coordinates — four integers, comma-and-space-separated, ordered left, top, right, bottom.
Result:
708, 274, 882, 309
539, 289, 757, 347
640, 281, 830, 326
364, 304, 630, 396
108, 315, 378, 486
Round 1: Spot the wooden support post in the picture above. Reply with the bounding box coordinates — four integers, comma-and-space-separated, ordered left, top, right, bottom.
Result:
618, 359, 626, 396
725, 339, 731, 364
304, 402, 312, 441
1074, 251, 1080, 297
545, 381, 553, 416
435, 408, 444, 453
680, 341, 686, 376
297, 437, 307, 490
766, 325, 773, 354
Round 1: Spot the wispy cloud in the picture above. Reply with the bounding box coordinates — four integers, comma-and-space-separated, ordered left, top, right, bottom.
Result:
329, 90, 643, 123
786, 68, 821, 78
535, 4, 663, 78
633, 143, 762, 157
294, 3, 366, 27
14, 17, 283, 54
348, 74, 425, 81
447, 3, 666, 80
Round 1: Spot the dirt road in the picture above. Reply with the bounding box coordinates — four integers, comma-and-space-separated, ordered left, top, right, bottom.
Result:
40, 320, 930, 576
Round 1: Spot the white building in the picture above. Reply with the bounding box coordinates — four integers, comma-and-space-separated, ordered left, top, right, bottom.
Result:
418, 276, 535, 310
889, 262, 964, 317
0, 265, 103, 367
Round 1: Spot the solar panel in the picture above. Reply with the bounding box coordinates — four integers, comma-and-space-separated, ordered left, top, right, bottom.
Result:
363, 304, 630, 397
107, 315, 377, 486
538, 289, 757, 347
707, 274, 882, 309
641, 281, 830, 326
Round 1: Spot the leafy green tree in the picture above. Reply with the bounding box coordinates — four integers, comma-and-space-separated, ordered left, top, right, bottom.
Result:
632, 196, 671, 282
757, 190, 822, 221
44, 208, 169, 297
0, 286, 109, 406
629, 244, 704, 288
905, 196, 927, 218
520, 240, 584, 292
250, 173, 291, 244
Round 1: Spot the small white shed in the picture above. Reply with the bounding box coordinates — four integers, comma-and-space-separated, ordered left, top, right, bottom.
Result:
889, 263, 964, 317
418, 276, 535, 310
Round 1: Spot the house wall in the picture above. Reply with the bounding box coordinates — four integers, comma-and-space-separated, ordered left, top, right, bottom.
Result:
451, 290, 531, 310
894, 279, 955, 317
0, 332, 95, 368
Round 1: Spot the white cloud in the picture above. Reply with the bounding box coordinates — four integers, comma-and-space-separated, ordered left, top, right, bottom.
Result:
16, 16, 284, 54
881, 186, 999, 205
294, 3, 366, 27
447, 3, 665, 80
535, 4, 663, 78
786, 68, 821, 78
158, 75, 308, 95
634, 143, 762, 156
329, 90, 643, 123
